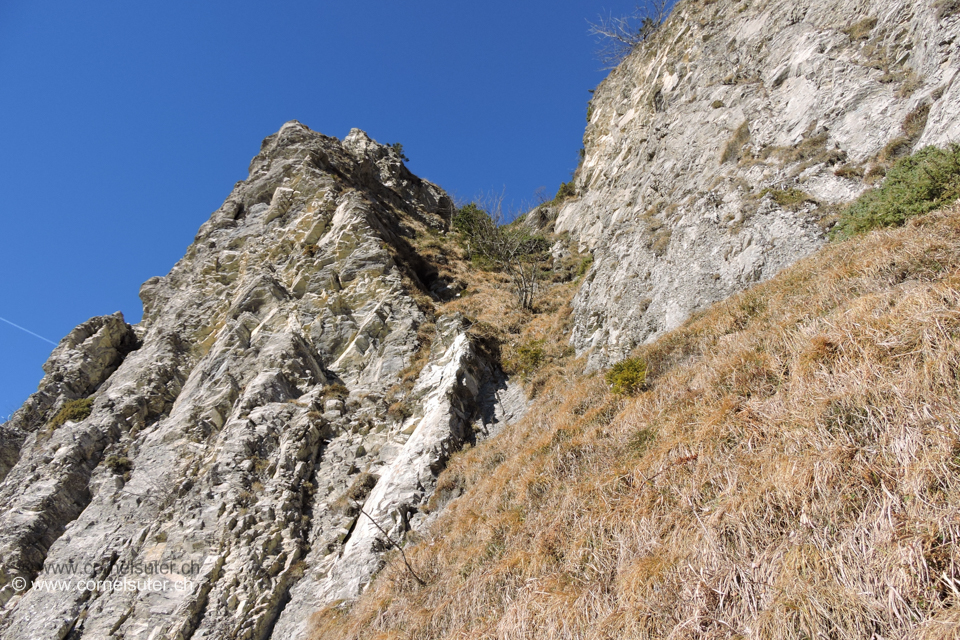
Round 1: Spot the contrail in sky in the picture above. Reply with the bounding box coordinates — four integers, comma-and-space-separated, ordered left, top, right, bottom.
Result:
0, 316, 57, 346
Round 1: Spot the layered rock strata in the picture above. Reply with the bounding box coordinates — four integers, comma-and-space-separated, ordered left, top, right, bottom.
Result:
0, 122, 523, 640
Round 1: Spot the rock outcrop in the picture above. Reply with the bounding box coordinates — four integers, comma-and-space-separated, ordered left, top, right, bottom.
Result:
554, 0, 960, 368
4, 0, 960, 636
0, 122, 523, 640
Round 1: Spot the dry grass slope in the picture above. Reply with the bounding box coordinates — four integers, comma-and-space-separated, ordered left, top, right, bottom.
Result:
313, 203, 960, 639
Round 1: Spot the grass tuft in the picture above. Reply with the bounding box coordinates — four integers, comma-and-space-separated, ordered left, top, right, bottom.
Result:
761, 187, 815, 210
720, 121, 750, 164
842, 16, 877, 41
48, 398, 93, 429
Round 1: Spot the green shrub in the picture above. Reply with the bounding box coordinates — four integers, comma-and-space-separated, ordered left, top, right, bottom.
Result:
453, 201, 550, 309
576, 253, 594, 278
553, 182, 576, 204
605, 357, 647, 395
388, 143, 409, 162
507, 340, 546, 377
833, 144, 960, 238
49, 398, 93, 429
452, 203, 500, 268
452, 203, 493, 246
711, 100, 724, 109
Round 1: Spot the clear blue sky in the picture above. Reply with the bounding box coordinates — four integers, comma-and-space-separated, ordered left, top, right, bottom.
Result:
0, 0, 644, 418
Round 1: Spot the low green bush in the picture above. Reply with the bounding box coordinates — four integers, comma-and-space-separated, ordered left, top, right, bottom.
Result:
605, 357, 647, 395
553, 182, 576, 204
452, 203, 494, 255
49, 398, 93, 429
508, 339, 546, 377
576, 253, 594, 278
761, 187, 814, 210
833, 144, 960, 238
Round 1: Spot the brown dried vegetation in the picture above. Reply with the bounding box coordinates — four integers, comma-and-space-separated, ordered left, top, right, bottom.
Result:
312, 202, 960, 639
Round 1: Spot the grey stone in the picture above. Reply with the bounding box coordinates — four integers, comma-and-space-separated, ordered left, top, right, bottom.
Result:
552, 0, 960, 369
0, 123, 524, 640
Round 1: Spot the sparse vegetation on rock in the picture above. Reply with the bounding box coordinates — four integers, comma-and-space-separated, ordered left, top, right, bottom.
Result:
48, 397, 92, 429
104, 454, 133, 476
4, 0, 960, 637
588, 0, 673, 68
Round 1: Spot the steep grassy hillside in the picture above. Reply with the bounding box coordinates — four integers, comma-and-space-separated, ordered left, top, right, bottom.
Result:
313, 201, 960, 639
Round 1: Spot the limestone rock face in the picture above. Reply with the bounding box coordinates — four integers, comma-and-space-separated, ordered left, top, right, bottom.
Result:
556, 0, 960, 368
4, 0, 960, 634
0, 122, 521, 640
0, 313, 140, 484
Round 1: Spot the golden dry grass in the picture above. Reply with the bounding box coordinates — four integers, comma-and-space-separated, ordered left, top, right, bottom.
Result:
313, 203, 960, 639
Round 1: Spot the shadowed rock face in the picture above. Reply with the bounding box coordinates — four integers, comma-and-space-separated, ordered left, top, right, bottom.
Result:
0, 122, 524, 640
555, 0, 960, 369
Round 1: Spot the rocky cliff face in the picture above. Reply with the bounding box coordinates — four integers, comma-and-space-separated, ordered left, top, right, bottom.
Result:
0, 122, 525, 640
4, 0, 960, 636
555, 0, 960, 368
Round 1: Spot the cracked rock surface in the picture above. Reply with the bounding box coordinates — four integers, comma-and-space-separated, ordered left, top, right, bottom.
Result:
553, 0, 960, 368
0, 122, 524, 640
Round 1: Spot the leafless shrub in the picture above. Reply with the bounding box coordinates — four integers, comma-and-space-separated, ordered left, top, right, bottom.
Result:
453, 192, 549, 311
588, 0, 672, 68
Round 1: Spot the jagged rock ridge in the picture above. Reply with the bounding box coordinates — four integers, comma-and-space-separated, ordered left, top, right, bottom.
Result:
0, 122, 525, 640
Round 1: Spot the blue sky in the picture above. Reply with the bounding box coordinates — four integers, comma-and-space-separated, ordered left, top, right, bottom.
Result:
0, 0, 645, 417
